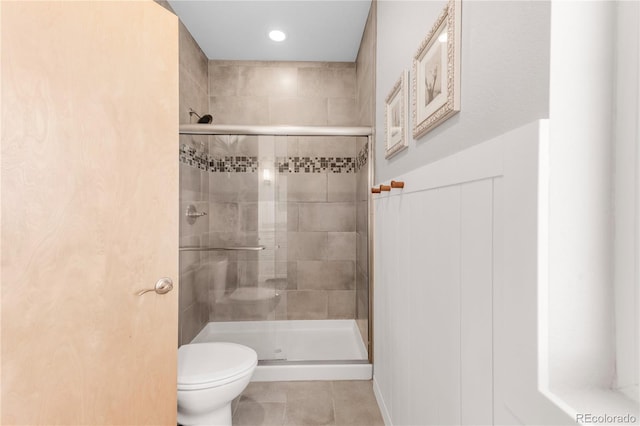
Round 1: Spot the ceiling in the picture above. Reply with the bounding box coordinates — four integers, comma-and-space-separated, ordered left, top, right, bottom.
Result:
167, 0, 372, 62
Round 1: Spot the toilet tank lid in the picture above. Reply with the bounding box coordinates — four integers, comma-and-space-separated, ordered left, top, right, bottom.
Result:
178, 342, 257, 386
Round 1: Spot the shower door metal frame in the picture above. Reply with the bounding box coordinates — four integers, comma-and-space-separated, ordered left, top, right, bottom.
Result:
180, 124, 372, 137
367, 134, 375, 365
179, 124, 375, 365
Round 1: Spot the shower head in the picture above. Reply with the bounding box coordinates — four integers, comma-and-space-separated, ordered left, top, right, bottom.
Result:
188, 108, 213, 124
198, 114, 213, 124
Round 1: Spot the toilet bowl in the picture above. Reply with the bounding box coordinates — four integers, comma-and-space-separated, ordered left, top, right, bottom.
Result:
177, 342, 258, 426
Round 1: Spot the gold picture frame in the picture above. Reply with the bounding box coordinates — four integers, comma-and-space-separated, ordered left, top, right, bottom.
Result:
385, 71, 409, 159
412, 0, 461, 139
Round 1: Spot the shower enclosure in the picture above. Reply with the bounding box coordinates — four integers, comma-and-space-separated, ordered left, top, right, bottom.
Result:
178, 124, 373, 381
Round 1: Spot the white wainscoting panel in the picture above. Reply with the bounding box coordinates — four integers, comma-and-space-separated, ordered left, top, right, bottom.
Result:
460, 180, 494, 425
372, 120, 572, 426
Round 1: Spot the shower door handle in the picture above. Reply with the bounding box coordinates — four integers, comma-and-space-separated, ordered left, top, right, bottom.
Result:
137, 277, 174, 296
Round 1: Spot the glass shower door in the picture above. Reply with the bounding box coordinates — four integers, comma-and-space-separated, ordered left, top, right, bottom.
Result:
207, 134, 286, 361
200, 132, 370, 365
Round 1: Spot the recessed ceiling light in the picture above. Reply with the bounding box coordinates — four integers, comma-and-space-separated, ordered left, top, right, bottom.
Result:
269, 30, 286, 42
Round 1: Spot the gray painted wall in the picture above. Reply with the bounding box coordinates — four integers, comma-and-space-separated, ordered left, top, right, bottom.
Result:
375, 0, 551, 182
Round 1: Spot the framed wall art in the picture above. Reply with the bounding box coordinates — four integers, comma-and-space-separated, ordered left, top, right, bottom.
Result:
385, 70, 409, 159
412, 0, 461, 139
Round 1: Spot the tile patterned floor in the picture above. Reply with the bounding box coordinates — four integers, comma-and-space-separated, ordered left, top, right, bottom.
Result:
231, 381, 385, 426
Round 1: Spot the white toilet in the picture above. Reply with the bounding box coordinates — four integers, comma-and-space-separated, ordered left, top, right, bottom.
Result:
177, 342, 258, 426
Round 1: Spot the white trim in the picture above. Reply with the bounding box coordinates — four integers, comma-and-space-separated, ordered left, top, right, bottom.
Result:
537, 119, 551, 393
373, 133, 503, 196
373, 376, 393, 426
613, 0, 640, 402
251, 363, 372, 382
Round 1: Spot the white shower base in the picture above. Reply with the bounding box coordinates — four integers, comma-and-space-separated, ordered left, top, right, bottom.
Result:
191, 319, 372, 381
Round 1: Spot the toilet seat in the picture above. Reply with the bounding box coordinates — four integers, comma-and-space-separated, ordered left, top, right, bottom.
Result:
178, 342, 258, 391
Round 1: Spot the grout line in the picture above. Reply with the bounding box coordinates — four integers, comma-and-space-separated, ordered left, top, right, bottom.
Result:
281, 381, 289, 426
280, 399, 287, 426
330, 381, 337, 425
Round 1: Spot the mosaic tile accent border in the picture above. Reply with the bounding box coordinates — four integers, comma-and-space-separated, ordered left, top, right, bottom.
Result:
180, 144, 208, 171
209, 156, 258, 173
356, 143, 368, 173
277, 157, 355, 173
180, 144, 365, 174
180, 144, 258, 173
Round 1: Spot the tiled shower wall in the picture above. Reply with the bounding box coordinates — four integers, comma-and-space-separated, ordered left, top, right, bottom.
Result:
202, 61, 364, 321
277, 137, 363, 321
177, 17, 210, 346
180, 135, 367, 322
208, 61, 358, 126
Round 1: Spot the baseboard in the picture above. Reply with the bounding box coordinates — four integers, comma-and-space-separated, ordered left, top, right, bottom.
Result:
373, 375, 393, 426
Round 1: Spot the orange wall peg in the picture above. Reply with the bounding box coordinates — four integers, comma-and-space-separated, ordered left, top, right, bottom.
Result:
390, 180, 405, 189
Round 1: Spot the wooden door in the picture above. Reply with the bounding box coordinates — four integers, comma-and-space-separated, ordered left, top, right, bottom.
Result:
1, 1, 179, 424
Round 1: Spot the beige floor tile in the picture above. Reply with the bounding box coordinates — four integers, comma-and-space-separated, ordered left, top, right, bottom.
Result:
331, 381, 377, 402
234, 380, 382, 426
281, 381, 334, 425
332, 381, 384, 426
241, 382, 288, 403
333, 402, 384, 426
233, 401, 286, 426
232, 395, 241, 416
284, 398, 335, 426
284, 381, 333, 403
